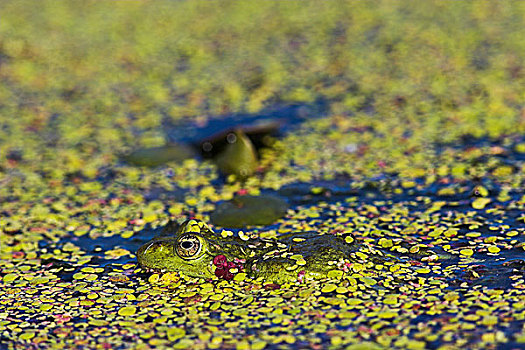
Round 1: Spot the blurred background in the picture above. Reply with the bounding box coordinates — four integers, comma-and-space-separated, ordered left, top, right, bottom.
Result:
1, 0, 524, 173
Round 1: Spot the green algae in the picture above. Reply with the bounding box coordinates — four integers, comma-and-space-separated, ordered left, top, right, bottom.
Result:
1, 1, 525, 349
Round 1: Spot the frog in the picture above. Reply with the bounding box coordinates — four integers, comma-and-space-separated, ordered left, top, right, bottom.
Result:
136, 219, 383, 284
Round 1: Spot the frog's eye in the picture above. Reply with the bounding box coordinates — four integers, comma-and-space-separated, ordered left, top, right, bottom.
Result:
176, 234, 203, 259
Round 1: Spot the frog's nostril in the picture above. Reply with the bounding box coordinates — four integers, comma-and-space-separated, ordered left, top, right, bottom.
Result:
151, 242, 166, 252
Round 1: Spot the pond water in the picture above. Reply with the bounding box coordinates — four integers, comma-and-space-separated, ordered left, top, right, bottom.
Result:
2, 2, 525, 349
20, 120, 523, 349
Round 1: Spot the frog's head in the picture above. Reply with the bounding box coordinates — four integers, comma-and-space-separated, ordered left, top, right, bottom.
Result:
137, 219, 250, 280
137, 219, 216, 278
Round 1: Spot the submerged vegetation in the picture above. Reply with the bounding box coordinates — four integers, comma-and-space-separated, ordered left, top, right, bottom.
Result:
1, 1, 525, 349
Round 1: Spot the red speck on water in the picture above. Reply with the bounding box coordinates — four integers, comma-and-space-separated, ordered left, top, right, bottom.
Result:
263, 283, 281, 290
12, 251, 24, 259
213, 255, 228, 268
297, 270, 306, 283
215, 268, 226, 278
358, 326, 373, 334
223, 271, 234, 280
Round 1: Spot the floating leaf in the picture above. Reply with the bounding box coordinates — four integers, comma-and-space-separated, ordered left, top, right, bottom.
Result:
118, 306, 136, 316
472, 197, 491, 209
122, 144, 195, 167
210, 194, 288, 227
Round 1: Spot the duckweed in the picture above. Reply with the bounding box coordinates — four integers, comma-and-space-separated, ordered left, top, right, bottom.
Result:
1, 1, 525, 349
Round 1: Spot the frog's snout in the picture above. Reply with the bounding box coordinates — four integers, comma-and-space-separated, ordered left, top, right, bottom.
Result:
137, 240, 159, 257
137, 238, 177, 268
137, 240, 157, 261
136, 241, 153, 267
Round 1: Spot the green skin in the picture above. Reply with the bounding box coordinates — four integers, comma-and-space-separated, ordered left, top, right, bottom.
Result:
137, 219, 377, 284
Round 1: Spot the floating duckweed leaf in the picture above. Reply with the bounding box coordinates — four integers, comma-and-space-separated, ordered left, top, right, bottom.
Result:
359, 277, 377, 286
159, 272, 180, 284
492, 165, 514, 177
466, 232, 481, 238
251, 340, 268, 350
487, 246, 500, 253
122, 144, 196, 167
118, 306, 136, 316
120, 231, 134, 239
472, 197, 491, 209
378, 311, 397, 319
39, 304, 53, 311
20, 333, 35, 341
460, 249, 474, 257
148, 274, 160, 283
73, 273, 85, 280
3, 274, 18, 283
321, 284, 337, 293
379, 238, 393, 248
473, 185, 489, 197
238, 231, 250, 241
327, 270, 344, 279
515, 143, 525, 153
220, 229, 234, 238
105, 248, 133, 258
295, 258, 306, 266
506, 231, 518, 237
85, 274, 98, 281
233, 273, 247, 282
2, 3, 525, 349
210, 194, 288, 227
285, 264, 298, 271
167, 328, 186, 341
481, 315, 498, 327
89, 319, 109, 327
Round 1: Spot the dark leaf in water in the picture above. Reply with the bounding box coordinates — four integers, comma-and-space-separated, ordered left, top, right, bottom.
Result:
122, 144, 196, 167
210, 194, 289, 228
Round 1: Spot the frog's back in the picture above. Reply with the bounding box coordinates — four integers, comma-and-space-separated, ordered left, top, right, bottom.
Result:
245, 233, 362, 283
279, 232, 359, 257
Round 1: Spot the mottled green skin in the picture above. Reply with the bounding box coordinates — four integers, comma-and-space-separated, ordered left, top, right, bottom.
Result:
137, 219, 369, 284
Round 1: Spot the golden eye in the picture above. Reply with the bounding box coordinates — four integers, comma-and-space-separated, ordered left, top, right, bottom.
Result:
176, 234, 202, 259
